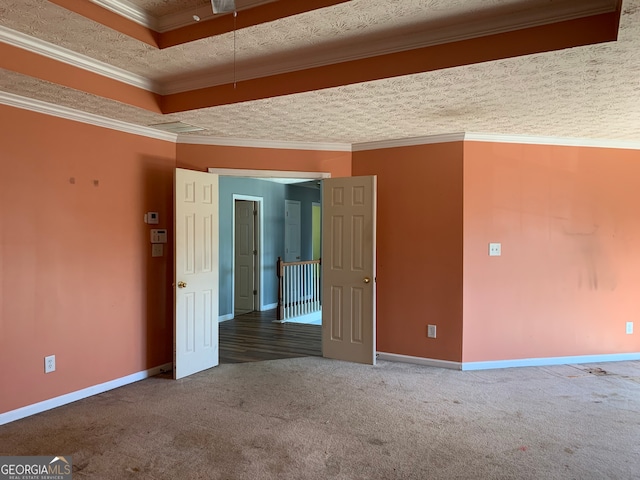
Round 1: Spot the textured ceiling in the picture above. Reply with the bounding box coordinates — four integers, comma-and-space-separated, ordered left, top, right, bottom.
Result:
1, 0, 639, 144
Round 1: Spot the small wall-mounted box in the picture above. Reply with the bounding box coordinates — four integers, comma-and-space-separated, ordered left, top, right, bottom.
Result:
144, 212, 159, 224
489, 243, 502, 256
150, 229, 167, 244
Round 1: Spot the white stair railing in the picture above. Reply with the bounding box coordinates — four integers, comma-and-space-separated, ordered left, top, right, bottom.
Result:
277, 257, 321, 321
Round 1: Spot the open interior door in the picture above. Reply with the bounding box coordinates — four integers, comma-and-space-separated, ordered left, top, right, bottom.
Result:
322, 176, 376, 365
174, 168, 219, 379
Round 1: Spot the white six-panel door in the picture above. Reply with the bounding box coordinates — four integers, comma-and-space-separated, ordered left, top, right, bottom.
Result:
322, 176, 377, 365
174, 169, 219, 379
234, 200, 255, 314
284, 200, 301, 262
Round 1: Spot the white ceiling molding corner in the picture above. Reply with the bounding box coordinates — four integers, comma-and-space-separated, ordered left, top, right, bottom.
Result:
352, 133, 467, 152
177, 134, 351, 151
88, 0, 158, 30
0, 26, 160, 93
0, 91, 177, 142
464, 133, 640, 151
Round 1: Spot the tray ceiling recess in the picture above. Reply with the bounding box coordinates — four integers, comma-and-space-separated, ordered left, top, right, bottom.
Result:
1, 0, 639, 145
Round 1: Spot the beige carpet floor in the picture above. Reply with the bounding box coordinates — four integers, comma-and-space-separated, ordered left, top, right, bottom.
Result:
1, 358, 639, 479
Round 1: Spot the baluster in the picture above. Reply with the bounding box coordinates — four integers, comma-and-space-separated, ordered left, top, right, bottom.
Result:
287, 265, 292, 319
283, 264, 287, 320
292, 264, 297, 318
290, 264, 294, 319
301, 265, 307, 315
296, 265, 302, 317
314, 263, 319, 312
288, 264, 291, 319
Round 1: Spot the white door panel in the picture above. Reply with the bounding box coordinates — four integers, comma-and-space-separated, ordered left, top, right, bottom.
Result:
285, 200, 301, 262
322, 176, 376, 365
175, 169, 219, 379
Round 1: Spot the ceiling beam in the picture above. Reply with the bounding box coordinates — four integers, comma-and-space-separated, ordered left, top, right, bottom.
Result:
161, 10, 621, 113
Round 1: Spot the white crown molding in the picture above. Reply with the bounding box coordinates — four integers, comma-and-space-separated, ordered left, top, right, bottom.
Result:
353, 132, 640, 152
88, 0, 157, 29
465, 133, 640, 150
352, 133, 466, 152
0, 91, 177, 142
3, 91, 639, 151
156, 6, 217, 33
178, 134, 351, 151
0, 26, 159, 93
96, 0, 276, 33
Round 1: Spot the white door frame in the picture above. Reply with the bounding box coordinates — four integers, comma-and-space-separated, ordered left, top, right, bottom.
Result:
232, 194, 263, 314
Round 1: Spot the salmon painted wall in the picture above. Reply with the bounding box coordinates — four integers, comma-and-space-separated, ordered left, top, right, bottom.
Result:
176, 143, 351, 178
0, 106, 176, 414
463, 141, 640, 362
352, 143, 464, 362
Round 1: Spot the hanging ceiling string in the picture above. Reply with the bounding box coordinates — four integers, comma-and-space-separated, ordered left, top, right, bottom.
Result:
233, 10, 237, 89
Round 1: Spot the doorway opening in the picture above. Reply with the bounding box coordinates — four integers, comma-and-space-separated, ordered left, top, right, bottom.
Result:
212, 168, 329, 364
233, 195, 262, 316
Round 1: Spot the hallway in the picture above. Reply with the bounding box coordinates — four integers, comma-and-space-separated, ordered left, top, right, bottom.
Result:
219, 310, 321, 363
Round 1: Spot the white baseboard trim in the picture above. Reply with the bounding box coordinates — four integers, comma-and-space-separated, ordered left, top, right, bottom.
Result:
0, 362, 173, 426
461, 352, 640, 371
376, 352, 640, 371
218, 313, 234, 322
261, 303, 278, 311
376, 352, 462, 370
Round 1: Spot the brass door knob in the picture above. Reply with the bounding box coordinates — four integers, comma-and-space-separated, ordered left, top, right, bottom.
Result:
363, 277, 371, 284
177, 281, 187, 289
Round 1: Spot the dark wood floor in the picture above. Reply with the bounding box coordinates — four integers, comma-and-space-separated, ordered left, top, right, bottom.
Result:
219, 309, 321, 363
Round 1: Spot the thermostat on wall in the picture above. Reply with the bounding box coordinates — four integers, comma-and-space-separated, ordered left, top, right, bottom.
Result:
144, 212, 159, 224
150, 229, 167, 244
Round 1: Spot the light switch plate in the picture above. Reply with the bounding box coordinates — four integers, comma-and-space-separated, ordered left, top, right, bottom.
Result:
489, 243, 502, 256
626, 322, 634, 334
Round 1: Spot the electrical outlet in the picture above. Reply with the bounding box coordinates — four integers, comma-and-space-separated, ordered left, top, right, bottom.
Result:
626, 322, 634, 334
44, 355, 56, 373
427, 325, 437, 339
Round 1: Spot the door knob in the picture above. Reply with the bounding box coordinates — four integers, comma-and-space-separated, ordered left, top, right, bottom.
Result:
177, 281, 187, 289
363, 277, 371, 284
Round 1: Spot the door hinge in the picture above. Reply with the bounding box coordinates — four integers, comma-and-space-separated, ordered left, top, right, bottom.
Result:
253, 250, 257, 255
253, 290, 257, 295
253, 210, 257, 216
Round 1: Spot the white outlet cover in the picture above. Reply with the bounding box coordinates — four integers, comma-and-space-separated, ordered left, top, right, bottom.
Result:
44, 355, 56, 373
427, 325, 437, 338
489, 243, 502, 256
626, 322, 634, 334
